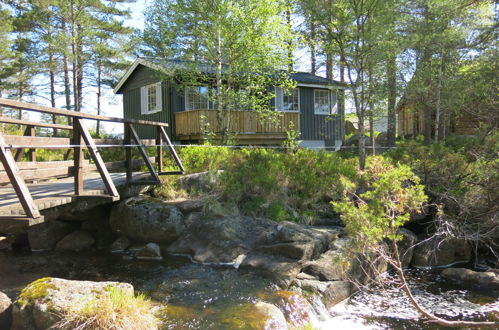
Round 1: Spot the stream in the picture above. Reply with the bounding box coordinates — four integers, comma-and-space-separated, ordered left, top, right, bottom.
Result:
0, 250, 497, 329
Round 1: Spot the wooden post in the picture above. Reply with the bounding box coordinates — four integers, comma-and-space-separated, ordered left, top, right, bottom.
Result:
128, 123, 159, 183
27, 125, 36, 162
14, 125, 36, 162
160, 126, 185, 174
124, 123, 132, 183
73, 118, 84, 195
77, 119, 119, 197
156, 126, 163, 172
0, 132, 40, 218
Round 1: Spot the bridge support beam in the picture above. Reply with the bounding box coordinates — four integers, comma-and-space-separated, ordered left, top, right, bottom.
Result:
0, 132, 40, 218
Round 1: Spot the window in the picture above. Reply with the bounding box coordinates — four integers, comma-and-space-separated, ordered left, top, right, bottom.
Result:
275, 87, 300, 112
314, 89, 331, 115
185, 86, 210, 110
140, 82, 162, 115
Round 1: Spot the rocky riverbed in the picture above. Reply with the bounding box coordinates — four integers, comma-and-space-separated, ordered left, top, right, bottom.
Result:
0, 172, 498, 329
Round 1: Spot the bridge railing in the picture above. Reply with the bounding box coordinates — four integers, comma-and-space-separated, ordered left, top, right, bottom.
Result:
0, 98, 184, 219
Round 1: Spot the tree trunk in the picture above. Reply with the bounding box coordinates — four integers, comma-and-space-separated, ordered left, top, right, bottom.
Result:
214, 27, 226, 144
76, 23, 84, 112
96, 63, 101, 138
434, 54, 445, 142
62, 19, 71, 113
326, 51, 333, 80
310, 22, 316, 75
286, 7, 293, 71
387, 55, 397, 146
339, 55, 345, 139
49, 51, 57, 136
358, 114, 366, 170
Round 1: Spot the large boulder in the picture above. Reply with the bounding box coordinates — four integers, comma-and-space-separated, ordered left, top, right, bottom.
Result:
222, 301, 288, 330
301, 250, 349, 281
441, 268, 499, 290
110, 196, 185, 244
55, 230, 95, 252
11, 278, 135, 330
167, 216, 274, 263
239, 253, 302, 288
294, 279, 352, 308
27, 221, 75, 251
412, 237, 472, 268
253, 222, 334, 261
0, 291, 12, 330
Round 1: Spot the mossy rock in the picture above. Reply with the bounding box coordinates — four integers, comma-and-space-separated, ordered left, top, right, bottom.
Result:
221, 302, 287, 329
12, 278, 135, 330
16, 277, 56, 308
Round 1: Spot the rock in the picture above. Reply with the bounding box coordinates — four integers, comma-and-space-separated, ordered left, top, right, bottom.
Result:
55, 230, 95, 252
28, 221, 75, 251
178, 171, 223, 193
0, 291, 12, 330
252, 302, 288, 330
239, 253, 302, 288
136, 243, 162, 260
295, 279, 351, 308
166, 199, 205, 214
222, 301, 287, 330
441, 268, 499, 289
396, 228, 418, 268
185, 211, 204, 226
412, 237, 471, 268
12, 278, 135, 330
110, 196, 185, 244
203, 200, 239, 218
167, 216, 274, 263
301, 238, 387, 285
109, 235, 131, 253
301, 250, 349, 281
254, 222, 333, 261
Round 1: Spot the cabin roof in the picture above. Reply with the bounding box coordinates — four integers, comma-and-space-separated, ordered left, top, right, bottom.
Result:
114, 57, 347, 94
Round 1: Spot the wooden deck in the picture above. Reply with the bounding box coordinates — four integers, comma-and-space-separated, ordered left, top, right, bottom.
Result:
175, 109, 299, 143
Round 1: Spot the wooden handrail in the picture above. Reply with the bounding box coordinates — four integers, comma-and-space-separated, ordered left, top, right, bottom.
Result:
0, 116, 73, 130
0, 98, 184, 221
0, 98, 168, 127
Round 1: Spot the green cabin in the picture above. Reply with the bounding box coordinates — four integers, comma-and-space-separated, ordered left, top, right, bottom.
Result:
114, 58, 346, 148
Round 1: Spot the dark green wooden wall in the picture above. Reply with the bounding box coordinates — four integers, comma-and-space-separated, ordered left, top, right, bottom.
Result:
120, 65, 344, 144
298, 87, 344, 147
122, 66, 173, 139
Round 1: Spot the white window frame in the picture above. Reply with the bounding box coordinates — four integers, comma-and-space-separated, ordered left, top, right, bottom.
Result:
185, 85, 210, 111
140, 82, 162, 115
275, 87, 300, 112
314, 89, 332, 115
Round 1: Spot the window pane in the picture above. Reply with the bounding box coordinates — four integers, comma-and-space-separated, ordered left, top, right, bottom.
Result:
186, 86, 209, 110
148, 85, 157, 111
314, 90, 330, 114
282, 88, 299, 112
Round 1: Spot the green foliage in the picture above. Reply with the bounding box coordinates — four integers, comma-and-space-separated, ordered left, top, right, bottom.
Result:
282, 121, 302, 153
386, 133, 499, 251
333, 157, 427, 247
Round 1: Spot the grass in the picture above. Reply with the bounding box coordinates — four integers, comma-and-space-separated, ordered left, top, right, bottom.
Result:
55, 286, 158, 330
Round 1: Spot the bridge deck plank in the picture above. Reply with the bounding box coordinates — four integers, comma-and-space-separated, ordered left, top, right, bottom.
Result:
0, 172, 145, 217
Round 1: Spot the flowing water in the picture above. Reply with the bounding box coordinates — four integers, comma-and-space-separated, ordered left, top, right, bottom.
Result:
1, 251, 497, 329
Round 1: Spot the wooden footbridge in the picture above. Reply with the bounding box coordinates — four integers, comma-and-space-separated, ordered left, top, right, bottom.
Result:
0, 98, 184, 229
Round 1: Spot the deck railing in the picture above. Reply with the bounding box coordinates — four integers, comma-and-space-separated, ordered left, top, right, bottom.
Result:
0, 98, 184, 220
175, 109, 299, 139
